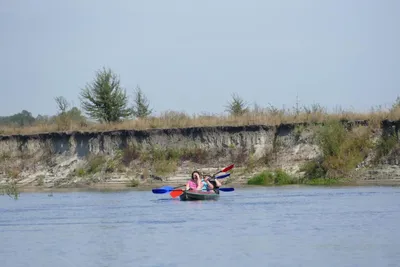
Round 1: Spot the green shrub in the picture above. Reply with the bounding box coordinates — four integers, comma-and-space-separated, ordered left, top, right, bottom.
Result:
87, 155, 106, 174
122, 144, 140, 166
304, 178, 340, 185
374, 134, 398, 163
247, 171, 274, 185
75, 168, 86, 177
247, 169, 296, 185
36, 175, 45, 186
0, 180, 19, 199
127, 179, 139, 187
153, 159, 177, 176
274, 169, 297, 185
315, 120, 372, 178
300, 161, 326, 179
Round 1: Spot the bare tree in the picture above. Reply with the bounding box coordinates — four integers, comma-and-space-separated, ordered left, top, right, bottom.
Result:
54, 96, 69, 114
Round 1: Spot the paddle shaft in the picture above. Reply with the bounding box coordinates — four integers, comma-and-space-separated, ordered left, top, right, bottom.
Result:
212, 164, 234, 177
169, 187, 234, 198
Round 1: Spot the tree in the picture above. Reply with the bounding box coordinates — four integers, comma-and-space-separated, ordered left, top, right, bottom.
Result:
55, 96, 69, 114
132, 86, 152, 118
79, 67, 132, 123
54, 96, 72, 130
67, 107, 86, 122
392, 96, 400, 110
225, 93, 248, 116
0, 110, 35, 126
35, 114, 51, 123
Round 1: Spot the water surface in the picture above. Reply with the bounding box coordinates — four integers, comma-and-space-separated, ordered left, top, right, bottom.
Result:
1, 186, 399, 267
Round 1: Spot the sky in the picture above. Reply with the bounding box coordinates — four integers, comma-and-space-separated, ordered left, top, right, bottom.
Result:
0, 0, 399, 117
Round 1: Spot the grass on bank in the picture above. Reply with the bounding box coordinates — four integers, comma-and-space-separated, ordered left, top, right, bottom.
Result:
1, 103, 400, 136
247, 169, 298, 185
0, 180, 19, 199
247, 117, 396, 186
69, 144, 212, 180
247, 169, 343, 186
299, 119, 374, 180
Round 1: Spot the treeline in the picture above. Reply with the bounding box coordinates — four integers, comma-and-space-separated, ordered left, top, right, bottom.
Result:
0, 67, 154, 128
1, 66, 400, 134
0, 107, 86, 127
0, 67, 255, 128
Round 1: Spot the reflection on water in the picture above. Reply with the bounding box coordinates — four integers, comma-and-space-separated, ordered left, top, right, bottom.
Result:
1, 186, 400, 267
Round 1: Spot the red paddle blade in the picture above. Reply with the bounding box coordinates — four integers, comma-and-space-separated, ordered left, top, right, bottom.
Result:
221, 164, 234, 173
170, 189, 184, 198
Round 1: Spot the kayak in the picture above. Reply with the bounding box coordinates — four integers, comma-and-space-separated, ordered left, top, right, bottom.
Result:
179, 190, 220, 201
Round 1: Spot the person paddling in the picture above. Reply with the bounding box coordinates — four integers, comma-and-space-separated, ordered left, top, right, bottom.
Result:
200, 174, 214, 192
204, 174, 222, 194
186, 171, 203, 191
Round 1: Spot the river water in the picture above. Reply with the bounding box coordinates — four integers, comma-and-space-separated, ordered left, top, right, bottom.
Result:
1, 185, 400, 267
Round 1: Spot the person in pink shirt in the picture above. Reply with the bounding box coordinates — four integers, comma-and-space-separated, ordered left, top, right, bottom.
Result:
185, 171, 203, 191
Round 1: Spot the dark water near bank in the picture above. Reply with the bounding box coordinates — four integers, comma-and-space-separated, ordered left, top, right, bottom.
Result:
1, 186, 400, 267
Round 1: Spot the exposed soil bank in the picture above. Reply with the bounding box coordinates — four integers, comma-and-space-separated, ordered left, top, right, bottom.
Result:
1, 120, 400, 191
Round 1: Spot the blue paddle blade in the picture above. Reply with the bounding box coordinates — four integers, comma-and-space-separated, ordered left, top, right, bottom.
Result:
152, 188, 169, 194
215, 173, 230, 179
219, 188, 234, 192
160, 186, 174, 191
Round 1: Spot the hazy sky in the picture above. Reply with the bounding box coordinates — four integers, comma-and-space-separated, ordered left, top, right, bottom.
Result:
1, 0, 399, 117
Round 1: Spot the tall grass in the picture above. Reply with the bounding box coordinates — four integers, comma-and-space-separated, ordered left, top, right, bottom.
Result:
373, 132, 399, 163
1, 104, 400, 136
247, 169, 344, 186
247, 169, 297, 185
301, 120, 373, 179
0, 180, 19, 199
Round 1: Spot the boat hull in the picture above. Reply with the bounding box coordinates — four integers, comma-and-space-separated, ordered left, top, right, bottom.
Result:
179, 190, 220, 201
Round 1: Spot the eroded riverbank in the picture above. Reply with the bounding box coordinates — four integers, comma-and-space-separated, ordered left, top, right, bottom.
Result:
1, 120, 400, 191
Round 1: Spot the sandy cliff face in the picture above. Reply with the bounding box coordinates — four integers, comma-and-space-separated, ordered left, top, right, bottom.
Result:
0, 125, 276, 157
0, 121, 399, 188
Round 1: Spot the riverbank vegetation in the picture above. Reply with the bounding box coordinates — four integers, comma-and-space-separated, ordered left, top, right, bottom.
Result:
301, 119, 373, 179
1, 67, 400, 136
0, 179, 19, 199
1, 102, 400, 136
70, 145, 212, 180
247, 169, 344, 186
247, 118, 400, 186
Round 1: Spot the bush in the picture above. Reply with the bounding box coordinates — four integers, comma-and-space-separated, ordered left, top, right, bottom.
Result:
315, 120, 372, 178
0, 180, 19, 199
274, 169, 297, 185
87, 155, 106, 174
374, 134, 398, 163
300, 161, 326, 179
127, 179, 139, 187
247, 171, 274, 185
247, 169, 296, 185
